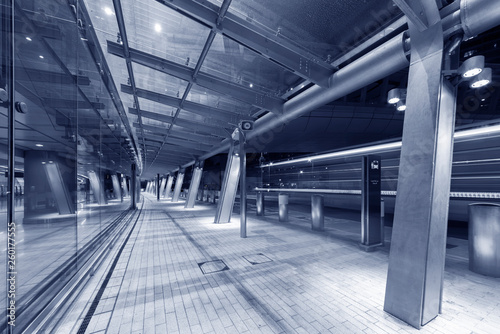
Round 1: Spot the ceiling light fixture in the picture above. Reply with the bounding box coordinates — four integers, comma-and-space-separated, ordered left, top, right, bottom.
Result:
460, 55, 484, 78
249, 83, 253, 88
387, 88, 404, 104
154, 23, 162, 33
470, 67, 492, 88
396, 101, 406, 111
104, 7, 114, 15
36, 144, 44, 147
26, 37, 32, 41
39, 55, 44, 59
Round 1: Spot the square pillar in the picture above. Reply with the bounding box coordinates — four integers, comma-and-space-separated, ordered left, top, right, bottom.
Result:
384, 5, 454, 328
172, 170, 185, 202
186, 163, 204, 208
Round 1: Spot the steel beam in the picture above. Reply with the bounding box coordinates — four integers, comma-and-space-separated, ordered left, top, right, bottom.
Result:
110, 41, 283, 112
134, 123, 221, 144
139, 133, 212, 151
128, 107, 230, 137
122, 84, 246, 122
155, 0, 334, 87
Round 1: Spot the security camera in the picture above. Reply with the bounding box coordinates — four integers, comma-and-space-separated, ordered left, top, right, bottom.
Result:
239, 120, 254, 131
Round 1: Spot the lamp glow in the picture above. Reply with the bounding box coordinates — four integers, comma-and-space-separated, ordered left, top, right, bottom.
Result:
104, 7, 114, 15
470, 68, 492, 88
460, 55, 484, 78
396, 102, 406, 111
154, 23, 162, 32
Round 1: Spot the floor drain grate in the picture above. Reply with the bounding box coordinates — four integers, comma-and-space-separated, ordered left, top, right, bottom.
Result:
198, 260, 229, 274
243, 253, 273, 265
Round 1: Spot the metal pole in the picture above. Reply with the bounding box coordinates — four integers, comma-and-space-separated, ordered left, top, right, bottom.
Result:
157, 173, 160, 201
130, 164, 136, 209
239, 130, 247, 238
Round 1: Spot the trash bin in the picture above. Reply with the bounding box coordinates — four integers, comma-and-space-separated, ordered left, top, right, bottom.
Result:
468, 203, 500, 277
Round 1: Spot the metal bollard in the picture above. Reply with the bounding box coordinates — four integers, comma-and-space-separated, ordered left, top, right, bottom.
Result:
278, 193, 289, 222
311, 194, 324, 231
256, 192, 265, 216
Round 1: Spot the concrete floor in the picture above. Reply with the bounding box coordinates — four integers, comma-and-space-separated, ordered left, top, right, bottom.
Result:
56, 193, 500, 333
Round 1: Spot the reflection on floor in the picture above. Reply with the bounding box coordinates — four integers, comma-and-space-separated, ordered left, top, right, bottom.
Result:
57, 194, 499, 333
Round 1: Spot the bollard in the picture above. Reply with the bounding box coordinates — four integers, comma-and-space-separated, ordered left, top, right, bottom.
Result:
311, 194, 324, 231
256, 192, 265, 216
278, 193, 289, 222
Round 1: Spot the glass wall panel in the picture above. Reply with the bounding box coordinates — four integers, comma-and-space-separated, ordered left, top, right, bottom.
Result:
1, 1, 133, 332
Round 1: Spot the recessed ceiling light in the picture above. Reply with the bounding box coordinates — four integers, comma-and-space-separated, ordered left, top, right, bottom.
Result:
104, 7, 114, 15
39, 55, 44, 59
36, 144, 44, 147
249, 83, 253, 88
154, 23, 162, 32
26, 37, 32, 41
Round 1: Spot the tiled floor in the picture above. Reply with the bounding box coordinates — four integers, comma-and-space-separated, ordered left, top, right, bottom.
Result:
58, 193, 500, 333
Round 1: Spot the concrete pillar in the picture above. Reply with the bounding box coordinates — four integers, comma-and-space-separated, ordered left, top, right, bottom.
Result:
384, 2, 454, 328
278, 193, 289, 222
159, 177, 166, 198
165, 175, 174, 198
311, 194, 324, 231
111, 174, 122, 202
256, 192, 265, 216
360, 155, 383, 251
172, 169, 185, 202
186, 163, 204, 208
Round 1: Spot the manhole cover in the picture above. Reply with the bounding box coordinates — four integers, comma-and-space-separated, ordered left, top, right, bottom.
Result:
243, 253, 273, 265
198, 260, 229, 274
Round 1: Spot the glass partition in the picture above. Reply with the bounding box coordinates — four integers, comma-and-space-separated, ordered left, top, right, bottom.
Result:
1, 1, 133, 332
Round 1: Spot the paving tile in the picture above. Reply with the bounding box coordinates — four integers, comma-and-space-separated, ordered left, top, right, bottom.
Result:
54, 194, 500, 334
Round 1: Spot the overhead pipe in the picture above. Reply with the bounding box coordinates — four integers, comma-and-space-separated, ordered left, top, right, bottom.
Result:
173, 0, 500, 173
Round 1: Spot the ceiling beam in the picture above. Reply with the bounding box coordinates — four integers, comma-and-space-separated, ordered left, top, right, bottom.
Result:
133, 123, 221, 145
128, 107, 231, 137
121, 84, 248, 123
109, 41, 283, 113
140, 133, 212, 151
155, 0, 334, 87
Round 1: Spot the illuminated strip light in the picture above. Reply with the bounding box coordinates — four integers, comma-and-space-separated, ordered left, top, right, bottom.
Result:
262, 141, 402, 167
262, 124, 500, 168
255, 188, 500, 199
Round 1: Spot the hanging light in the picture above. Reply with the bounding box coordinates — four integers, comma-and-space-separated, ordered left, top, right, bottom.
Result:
387, 88, 402, 104
459, 55, 484, 78
470, 67, 492, 88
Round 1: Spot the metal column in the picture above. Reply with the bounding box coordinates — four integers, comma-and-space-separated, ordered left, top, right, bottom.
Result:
185, 162, 204, 208
159, 177, 166, 198
239, 131, 247, 238
111, 174, 122, 201
130, 164, 137, 209
156, 173, 160, 201
384, 1, 455, 328
165, 175, 174, 198
214, 134, 241, 224
172, 169, 185, 202
360, 155, 383, 251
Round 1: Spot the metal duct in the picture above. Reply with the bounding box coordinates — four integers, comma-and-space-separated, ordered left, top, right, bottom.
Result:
460, 0, 500, 39
173, 0, 500, 172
